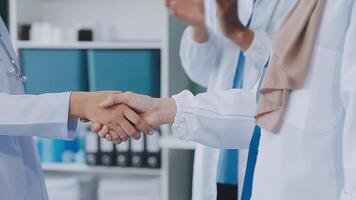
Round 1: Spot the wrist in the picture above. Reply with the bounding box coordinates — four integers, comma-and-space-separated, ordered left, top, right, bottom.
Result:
156, 97, 177, 124
69, 92, 90, 119
192, 26, 209, 43
230, 28, 254, 52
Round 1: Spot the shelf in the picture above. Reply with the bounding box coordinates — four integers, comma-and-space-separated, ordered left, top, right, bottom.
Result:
42, 163, 162, 176
16, 40, 162, 50
160, 135, 196, 150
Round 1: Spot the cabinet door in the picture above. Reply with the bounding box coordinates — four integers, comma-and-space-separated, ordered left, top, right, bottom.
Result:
87, 49, 160, 97
20, 49, 88, 94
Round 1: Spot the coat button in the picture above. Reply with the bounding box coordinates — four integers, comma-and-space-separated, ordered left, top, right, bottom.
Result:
11, 60, 15, 64
8, 67, 16, 74
21, 76, 28, 82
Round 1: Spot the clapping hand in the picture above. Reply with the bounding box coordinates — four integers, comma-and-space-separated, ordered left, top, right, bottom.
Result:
90, 92, 177, 141
165, 0, 209, 43
216, 0, 254, 51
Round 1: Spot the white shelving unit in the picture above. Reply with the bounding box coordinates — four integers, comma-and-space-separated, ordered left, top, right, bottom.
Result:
161, 135, 196, 150
16, 40, 162, 50
9, 1, 195, 200
42, 163, 162, 176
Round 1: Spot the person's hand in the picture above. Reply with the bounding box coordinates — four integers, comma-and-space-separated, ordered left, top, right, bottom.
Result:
91, 92, 177, 136
166, 0, 209, 43
69, 91, 153, 144
216, 0, 254, 51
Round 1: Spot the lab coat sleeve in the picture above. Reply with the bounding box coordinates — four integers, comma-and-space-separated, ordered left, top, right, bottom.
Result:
172, 90, 256, 149
339, 4, 356, 200
0, 92, 78, 140
179, 26, 220, 87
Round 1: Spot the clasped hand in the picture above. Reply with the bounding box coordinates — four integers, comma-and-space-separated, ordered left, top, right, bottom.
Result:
70, 91, 176, 144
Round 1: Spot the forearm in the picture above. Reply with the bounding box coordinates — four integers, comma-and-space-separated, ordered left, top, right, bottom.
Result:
0, 92, 77, 139
69, 92, 91, 119
229, 28, 254, 52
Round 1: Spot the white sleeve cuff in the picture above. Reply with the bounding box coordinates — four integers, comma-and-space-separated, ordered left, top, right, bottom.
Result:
181, 26, 216, 50
171, 90, 195, 140
58, 92, 78, 140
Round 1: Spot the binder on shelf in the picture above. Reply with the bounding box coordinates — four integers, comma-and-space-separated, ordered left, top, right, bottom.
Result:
85, 132, 99, 166
115, 141, 130, 167
130, 134, 145, 168
87, 49, 160, 97
145, 129, 161, 168
99, 139, 115, 166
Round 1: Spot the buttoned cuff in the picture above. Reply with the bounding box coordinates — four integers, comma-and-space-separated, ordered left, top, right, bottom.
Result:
171, 90, 195, 140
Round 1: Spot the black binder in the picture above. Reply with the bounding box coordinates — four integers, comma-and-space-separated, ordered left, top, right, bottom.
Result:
145, 129, 161, 168
130, 134, 145, 168
85, 131, 99, 166
99, 138, 114, 166
115, 140, 130, 167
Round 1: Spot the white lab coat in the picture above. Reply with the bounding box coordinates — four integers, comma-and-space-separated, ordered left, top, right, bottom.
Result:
174, 0, 356, 199
177, 0, 294, 199
0, 18, 77, 200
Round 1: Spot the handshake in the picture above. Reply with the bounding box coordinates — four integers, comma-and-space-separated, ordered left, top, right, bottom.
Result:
69, 91, 177, 144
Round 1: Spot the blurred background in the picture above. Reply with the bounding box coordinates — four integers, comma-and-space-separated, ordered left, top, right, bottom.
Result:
0, 0, 207, 199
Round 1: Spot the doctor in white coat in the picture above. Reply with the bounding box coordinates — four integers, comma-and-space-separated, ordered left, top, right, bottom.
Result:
0, 17, 151, 200
98, 0, 356, 199
167, 0, 293, 199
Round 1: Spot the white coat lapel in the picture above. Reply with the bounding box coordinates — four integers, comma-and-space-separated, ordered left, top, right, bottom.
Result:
0, 18, 19, 65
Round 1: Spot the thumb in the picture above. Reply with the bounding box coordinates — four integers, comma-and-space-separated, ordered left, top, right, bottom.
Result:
100, 95, 118, 108
100, 94, 129, 108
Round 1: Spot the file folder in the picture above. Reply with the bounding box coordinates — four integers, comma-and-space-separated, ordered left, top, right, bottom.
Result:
99, 139, 115, 166
145, 130, 161, 168
85, 132, 99, 166
115, 141, 130, 167
87, 49, 160, 97
20, 49, 88, 94
130, 135, 145, 167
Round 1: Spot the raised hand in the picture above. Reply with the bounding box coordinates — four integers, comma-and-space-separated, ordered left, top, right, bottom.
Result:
91, 92, 177, 137
166, 0, 205, 27
166, 0, 208, 43
69, 91, 153, 144
216, 0, 254, 51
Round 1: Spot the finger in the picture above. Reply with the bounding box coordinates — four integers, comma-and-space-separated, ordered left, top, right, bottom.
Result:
124, 108, 152, 134
168, 1, 178, 15
98, 125, 109, 138
80, 118, 89, 123
105, 134, 112, 142
111, 130, 123, 144
108, 122, 129, 142
165, 0, 171, 7
91, 123, 102, 133
118, 118, 141, 140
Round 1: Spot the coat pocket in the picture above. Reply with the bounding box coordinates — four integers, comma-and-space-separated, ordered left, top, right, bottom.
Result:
283, 89, 312, 130
303, 46, 343, 133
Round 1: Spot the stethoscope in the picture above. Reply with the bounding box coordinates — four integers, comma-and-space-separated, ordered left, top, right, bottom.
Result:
0, 35, 27, 82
